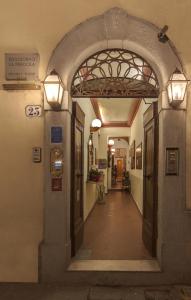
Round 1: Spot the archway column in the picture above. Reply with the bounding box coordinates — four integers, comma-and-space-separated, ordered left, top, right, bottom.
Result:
40, 92, 72, 282
157, 91, 187, 270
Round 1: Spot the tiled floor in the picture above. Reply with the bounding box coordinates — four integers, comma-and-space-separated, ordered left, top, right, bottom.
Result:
77, 191, 152, 260
111, 177, 123, 190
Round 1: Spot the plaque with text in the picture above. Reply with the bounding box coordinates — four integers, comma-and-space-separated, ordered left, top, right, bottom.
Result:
25, 105, 42, 117
52, 178, 62, 191
98, 159, 107, 169
51, 127, 63, 143
166, 148, 179, 176
5, 53, 39, 80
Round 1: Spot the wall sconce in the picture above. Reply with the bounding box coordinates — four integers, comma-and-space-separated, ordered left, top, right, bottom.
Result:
88, 133, 93, 146
108, 139, 115, 146
111, 148, 115, 155
43, 69, 64, 109
90, 118, 102, 132
107, 139, 115, 167
167, 68, 189, 107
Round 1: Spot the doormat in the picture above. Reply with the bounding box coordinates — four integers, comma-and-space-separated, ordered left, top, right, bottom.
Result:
75, 249, 92, 259
144, 290, 172, 300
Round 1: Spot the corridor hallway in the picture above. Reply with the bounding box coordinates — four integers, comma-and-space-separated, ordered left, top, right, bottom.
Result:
76, 191, 152, 260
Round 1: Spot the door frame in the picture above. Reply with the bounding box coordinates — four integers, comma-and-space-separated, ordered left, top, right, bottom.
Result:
143, 103, 158, 257
71, 102, 85, 256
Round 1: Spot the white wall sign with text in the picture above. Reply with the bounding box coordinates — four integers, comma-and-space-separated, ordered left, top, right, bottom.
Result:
25, 105, 42, 117
5, 53, 39, 80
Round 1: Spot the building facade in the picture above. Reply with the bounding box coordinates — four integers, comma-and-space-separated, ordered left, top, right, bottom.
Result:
0, 2, 191, 285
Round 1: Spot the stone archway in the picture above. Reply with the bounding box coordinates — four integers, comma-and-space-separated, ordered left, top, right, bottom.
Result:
40, 7, 186, 284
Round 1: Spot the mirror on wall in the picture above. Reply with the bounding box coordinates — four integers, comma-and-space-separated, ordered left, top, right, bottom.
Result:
87, 133, 94, 174
130, 140, 135, 169
136, 142, 142, 169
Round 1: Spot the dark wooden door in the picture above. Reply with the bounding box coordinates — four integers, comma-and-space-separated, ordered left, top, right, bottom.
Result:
142, 103, 158, 256
71, 102, 85, 256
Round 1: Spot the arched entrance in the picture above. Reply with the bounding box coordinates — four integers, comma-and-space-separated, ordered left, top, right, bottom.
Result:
40, 7, 184, 283
70, 48, 159, 259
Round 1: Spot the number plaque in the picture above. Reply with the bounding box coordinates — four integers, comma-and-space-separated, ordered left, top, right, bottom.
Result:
25, 105, 42, 117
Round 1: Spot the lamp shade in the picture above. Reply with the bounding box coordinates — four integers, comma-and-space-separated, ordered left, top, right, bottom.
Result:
43, 70, 64, 109
91, 118, 102, 128
108, 139, 114, 146
167, 69, 188, 106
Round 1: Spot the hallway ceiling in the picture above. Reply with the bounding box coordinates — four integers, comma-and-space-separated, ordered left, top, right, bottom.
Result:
96, 98, 141, 127
90, 98, 141, 127
0, 1, 191, 81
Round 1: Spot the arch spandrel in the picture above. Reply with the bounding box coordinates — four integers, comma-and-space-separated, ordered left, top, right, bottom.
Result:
47, 7, 181, 95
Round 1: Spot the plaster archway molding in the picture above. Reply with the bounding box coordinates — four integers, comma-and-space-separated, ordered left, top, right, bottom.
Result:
47, 7, 181, 97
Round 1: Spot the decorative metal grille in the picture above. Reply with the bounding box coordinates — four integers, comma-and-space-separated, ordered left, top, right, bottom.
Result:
71, 49, 159, 98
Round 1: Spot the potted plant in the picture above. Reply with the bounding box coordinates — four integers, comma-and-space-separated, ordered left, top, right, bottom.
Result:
89, 168, 102, 182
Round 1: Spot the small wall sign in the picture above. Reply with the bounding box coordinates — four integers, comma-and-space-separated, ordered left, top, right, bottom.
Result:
51, 127, 63, 143
98, 159, 107, 169
52, 178, 62, 191
25, 105, 42, 117
5, 53, 39, 81
166, 148, 179, 176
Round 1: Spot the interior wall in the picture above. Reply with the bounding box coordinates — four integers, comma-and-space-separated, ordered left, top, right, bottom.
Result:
75, 98, 99, 220
0, 90, 43, 282
129, 100, 150, 214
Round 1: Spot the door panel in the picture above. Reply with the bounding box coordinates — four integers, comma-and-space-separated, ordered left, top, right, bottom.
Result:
142, 104, 158, 256
71, 102, 85, 256
117, 159, 123, 177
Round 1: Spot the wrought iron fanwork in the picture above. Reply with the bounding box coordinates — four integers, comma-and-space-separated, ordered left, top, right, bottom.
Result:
71, 49, 159, 98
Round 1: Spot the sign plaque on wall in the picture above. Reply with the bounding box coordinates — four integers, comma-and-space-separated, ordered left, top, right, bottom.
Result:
166, 148, 179, 176
98, 159, 107, 169
5, 53, 39, 81
25, 105, 42, 117
52, 178, 62, 191
51, 127, 63, 143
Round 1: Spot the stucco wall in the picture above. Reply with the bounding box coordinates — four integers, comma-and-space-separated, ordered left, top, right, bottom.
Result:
129, 100, 150, 214
0, 3, 190, 284
0, 90, 43, 282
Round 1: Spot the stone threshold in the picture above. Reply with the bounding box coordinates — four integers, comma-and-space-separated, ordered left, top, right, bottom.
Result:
68, 259, 161, 272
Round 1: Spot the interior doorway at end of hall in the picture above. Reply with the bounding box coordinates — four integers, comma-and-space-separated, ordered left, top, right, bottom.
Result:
117, 158, 123, 178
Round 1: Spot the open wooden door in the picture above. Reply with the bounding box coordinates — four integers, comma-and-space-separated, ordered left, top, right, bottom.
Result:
71, 102, 85, 256
142, 103, 158, 256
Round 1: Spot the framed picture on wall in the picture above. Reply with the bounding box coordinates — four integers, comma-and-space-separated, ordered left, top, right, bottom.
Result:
136, 143, 142, 169
130, 140, 135, 169
95, 148, 97, 165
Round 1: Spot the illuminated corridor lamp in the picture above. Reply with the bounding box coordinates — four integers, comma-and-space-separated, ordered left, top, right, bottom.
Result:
108, 139, 114, 146
88, 133, 93, 146
111, 148, 115, 155
43, 70, 64, 109
167, 69, 188, 107
91, 118, 102, 128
